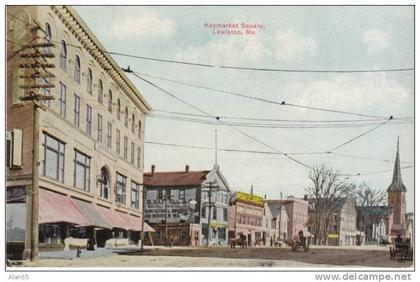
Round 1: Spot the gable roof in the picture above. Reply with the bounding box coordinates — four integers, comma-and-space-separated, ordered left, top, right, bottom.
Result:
357, 206, 391, 218
143, 170, 210, 187
267, 202, 286, 216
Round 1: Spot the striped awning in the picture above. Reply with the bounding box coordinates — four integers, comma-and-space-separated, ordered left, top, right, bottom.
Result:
38, 189, 90, 226
72, 198, 112, 229
96, 205, 128, 230
39, 189, 154, 232
117, 212, 155, 232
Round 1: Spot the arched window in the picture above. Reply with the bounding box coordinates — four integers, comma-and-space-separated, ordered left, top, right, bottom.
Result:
138, 120, 142, 139
100, 167, 110, 199
131, 114, 135, 133
117, 99, 121, 120
87, 68, 93, 94
108, 90, 112, 112
74, 55, 81, 83
124, 107, 128, 127
98, 79, 103, 104
44, 23, 52, 54
60, 40, 67, 70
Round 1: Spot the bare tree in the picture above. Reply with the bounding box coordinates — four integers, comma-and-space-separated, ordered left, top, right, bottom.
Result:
305, 164, 351, 245
352, 182, 387, 207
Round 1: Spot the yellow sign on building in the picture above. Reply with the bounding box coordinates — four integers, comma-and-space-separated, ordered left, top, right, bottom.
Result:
236, 191, 264, 206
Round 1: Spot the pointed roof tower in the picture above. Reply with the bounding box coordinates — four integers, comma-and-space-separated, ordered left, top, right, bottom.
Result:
387, 137, 407, 192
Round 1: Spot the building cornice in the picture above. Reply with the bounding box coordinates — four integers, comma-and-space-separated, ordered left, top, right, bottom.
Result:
51, 5, 152, 114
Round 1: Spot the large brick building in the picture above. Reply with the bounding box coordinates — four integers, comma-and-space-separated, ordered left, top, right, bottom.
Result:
266, 197, 309, 241
6, 6, 152, 260
228, 191, 265, 246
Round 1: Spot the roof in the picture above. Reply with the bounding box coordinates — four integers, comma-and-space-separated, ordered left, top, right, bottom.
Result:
387, 137, 407, 192
267, 202, 286, 216
307, 197, 351, 211
357, 206, 391, 218
144, 170, 210, 187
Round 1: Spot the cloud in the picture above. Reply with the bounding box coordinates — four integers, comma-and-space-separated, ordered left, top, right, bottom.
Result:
175, 35, 271, 65
110, 10, 176, 39
273, 29, 318, 63
363, 29, 390, 54
284, 72, 410, 118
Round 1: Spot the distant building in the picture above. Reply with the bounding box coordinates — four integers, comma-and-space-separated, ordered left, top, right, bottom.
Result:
228, 191, 264, 246
264, 201, 289, 245
356, 138, 410, 243
266, 197, 309, 241
356, 206, 392, 244
143, 165, 230, 246
387, 138, 407, 237
308, 197, 357, 246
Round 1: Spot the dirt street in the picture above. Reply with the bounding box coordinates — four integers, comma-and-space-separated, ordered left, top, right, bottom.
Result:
19, 246, 413, 268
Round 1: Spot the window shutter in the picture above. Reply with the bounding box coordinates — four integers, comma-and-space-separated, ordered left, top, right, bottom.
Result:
12, 129, 23, 168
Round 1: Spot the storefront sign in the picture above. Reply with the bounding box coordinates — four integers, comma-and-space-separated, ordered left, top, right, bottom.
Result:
236, 191, 264, 206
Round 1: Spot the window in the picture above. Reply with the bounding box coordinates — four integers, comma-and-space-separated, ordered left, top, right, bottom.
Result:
87, 68, 93, 95
213, 207, 217, 220
108, 90, 112, 112
59, 82, 66, 118
44, 23, 52, 54
98, 80, 103, 104
124, 107, 128, 127
117, 99, 121, 120
131, 114, 135, 133
74, 150, 91, 191
123, 136, 128, 160
116, 173, 126, 205
201, 206, 206, 218
60, 40, 67, 70
130, 142, 135, 164
223, 208, 228, 221
41, 77, 51, 107
86, 105, 92, 135
73, 94, 80, 127
137, 147, 141, 168
107, 122, 112, 148
97, 114, 103, 142
138, 120, 142, 139
179, 189, 185, 202
74, 55, 81, 83
116, 129, 121, 155
41, 133, 65, 182
131, 181, 140, 209
180, 230, 187, 241
218, 227, 226, 239
100, 167, 109, 199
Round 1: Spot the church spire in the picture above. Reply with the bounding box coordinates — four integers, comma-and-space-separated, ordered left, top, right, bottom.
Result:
387, 137, 407, 192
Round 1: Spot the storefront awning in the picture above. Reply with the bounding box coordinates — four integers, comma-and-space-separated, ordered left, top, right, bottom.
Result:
71, 198, 112, 229
38, 189, 90, 226
117, 212, 155, 232
96, 205, 128, 230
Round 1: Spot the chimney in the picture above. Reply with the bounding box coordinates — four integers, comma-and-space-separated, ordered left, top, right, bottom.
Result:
304, 194, 308, 201
185, 165, 189, 173
151, 165, 155, 175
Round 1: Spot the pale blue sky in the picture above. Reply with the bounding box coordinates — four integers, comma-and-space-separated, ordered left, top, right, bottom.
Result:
75, 6, 414, 211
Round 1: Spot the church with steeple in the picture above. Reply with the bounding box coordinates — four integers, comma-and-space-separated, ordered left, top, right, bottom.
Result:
387, 138, 407, 237
356, 138, 409, 243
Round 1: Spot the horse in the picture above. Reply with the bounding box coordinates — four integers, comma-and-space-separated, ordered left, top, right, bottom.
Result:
230, 233, 248, 249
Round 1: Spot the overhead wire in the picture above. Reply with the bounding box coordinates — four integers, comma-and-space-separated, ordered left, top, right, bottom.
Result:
131, 72, 313, 169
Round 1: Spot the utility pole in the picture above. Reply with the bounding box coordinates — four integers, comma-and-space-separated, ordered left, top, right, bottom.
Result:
140, 184, 146, 251
201, 180, 220, 247
17, 22, 55, 261
207, 181, 213, 247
